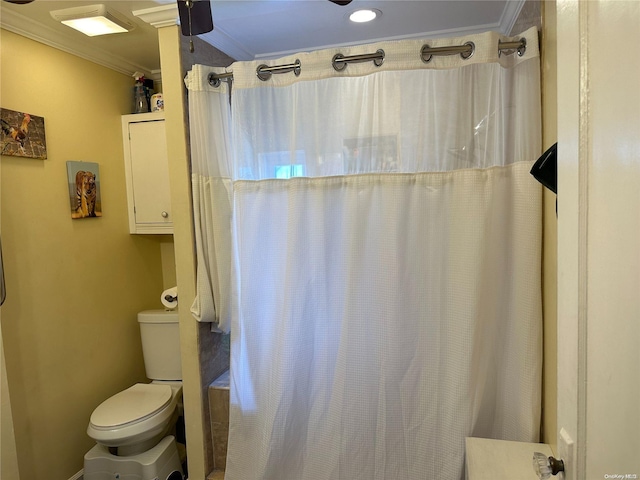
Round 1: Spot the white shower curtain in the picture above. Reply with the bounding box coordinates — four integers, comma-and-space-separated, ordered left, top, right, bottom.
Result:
187, 27, 542, 480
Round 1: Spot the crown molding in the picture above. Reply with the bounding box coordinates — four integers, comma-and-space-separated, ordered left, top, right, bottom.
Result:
132, 4, 179, 29
0, 8, 160, 80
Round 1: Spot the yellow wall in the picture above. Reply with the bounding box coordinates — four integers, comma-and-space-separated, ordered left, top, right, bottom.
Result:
1, 331, 19, 480
0, 30, 166, 479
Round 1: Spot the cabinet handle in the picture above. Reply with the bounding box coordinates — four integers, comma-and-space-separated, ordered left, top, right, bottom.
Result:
161, 211, 169, 218
533, 452, 565, 479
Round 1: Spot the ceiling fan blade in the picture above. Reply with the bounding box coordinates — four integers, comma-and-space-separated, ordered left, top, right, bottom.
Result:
2, 0, 36, 4
177, 0, 214, 36
328, 0, 353, 5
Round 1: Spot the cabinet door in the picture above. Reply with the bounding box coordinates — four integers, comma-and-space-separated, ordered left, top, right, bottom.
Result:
127, 120, 172, 230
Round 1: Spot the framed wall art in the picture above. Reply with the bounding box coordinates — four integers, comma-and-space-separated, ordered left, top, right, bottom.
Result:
66, 161, 102, 219
1, 108, 47, 159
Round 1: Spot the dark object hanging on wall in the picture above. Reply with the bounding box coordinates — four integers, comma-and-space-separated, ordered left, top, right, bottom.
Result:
177, 0, 214, 53
531, 142, 557, 194
177, 0, 214, 36
531, 142, 558, 216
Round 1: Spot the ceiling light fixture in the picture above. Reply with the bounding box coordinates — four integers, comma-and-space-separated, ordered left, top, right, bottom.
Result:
50, 4, 135, 37
349, 9, 380, 23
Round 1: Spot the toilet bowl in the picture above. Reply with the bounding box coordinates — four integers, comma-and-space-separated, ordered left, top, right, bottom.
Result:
87, 381, 182, 456
84, 310, 184, 470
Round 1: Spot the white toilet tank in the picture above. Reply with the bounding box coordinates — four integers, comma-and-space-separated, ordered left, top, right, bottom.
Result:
138, 310, 182, 381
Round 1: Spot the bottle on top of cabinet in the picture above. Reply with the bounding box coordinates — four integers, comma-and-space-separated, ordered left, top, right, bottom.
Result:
121, 112, 172, 234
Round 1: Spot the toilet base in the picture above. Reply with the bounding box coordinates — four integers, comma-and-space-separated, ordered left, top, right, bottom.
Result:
84, 435, 183, 480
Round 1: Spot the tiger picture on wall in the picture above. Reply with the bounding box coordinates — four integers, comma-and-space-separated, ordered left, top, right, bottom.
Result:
66, 161, 102, 219
74, 170, 97, 218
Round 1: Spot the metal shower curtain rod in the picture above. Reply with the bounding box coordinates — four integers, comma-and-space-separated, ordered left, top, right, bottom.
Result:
208, 37, 527, 87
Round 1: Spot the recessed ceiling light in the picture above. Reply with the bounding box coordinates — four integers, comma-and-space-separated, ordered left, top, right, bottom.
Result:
50, 4, 135, 37
349, 9, 380, 23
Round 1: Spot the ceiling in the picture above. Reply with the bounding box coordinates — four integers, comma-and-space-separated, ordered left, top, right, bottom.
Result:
0, 0, 527, 79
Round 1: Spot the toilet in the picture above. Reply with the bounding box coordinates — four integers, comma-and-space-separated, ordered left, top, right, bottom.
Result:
84, 310, 184, 480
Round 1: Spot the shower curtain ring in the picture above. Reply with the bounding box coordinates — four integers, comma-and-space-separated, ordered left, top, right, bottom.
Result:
460, 42, 475, 60
208, 72, 221, 88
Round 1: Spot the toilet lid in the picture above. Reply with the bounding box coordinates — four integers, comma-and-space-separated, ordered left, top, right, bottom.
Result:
90, 383, 172, 428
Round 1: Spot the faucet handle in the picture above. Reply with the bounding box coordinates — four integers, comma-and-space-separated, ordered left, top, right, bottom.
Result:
533, 452, 565, 479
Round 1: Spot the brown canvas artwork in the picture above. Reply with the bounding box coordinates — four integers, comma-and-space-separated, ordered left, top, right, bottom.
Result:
1, 108, 47, 159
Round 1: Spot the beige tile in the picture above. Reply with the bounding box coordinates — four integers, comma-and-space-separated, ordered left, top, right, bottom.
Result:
212, 421, 229, 469
208, 388, 230, 423
209, 380, 230, 471
207, 470, 226, 480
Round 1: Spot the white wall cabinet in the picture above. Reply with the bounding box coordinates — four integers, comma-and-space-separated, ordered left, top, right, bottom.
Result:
121, 112, 173, 234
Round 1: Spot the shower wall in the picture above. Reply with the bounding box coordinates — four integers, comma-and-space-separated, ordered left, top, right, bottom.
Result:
208, 370, 230, 471
178, 34, 234, 477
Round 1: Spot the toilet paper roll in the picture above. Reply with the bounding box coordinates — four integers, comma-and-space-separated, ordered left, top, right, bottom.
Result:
161, 287, 178, 310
